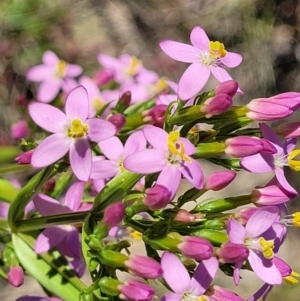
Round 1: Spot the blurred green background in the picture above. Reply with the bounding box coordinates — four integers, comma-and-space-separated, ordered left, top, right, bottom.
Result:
1, 0, 300, 300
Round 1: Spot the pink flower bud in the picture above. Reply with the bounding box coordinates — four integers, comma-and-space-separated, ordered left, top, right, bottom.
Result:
15, 150, 34, 165
15, 95, 28, 106
143, 185, 171, 210
216, 242, 249, 263
275, 122, 300, 139
118, 279, 155, 301
207, 285, 245, 301
201, 94, 232, 118
234, 207, 258, 225
94, 68, 114, 87
119, 91, 131, 107
205, 171, 236, 191
215, 80, 238, 97
125, 254, 163, 279
7, 266, 24, 287
103, 202, 125, 228
177, 236, 213, 260
143, 104, 167, 128
272, 256, 292, 277
272, 92, 300, 110
174, 209, 196, 223
11, 120, 30, 139
108, 113, 126, 132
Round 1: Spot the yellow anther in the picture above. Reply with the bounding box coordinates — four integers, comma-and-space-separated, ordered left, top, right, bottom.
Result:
167, 131, 192, 163
292, 212, 300, 227
259, 237, 274, 259
67, 118, 89, 138
209, 41, 227, 59
56, 60, 67, 78
288, 149, 300, 171
130, 230, 142, 241
92, 97, 104, 111
284, 271, 300, 285
126, 56, 142, 76
153, 77, 168, 93
198, 296, 209, 301
118, 159, 125, 172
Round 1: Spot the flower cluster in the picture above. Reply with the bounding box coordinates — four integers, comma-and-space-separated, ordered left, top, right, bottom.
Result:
1, 25, 300, 301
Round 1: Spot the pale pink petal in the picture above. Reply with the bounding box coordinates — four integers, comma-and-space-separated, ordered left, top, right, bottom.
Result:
64, 181, 85, 211
86, 118, 116, 142
31, 134, 70, 168
227, 218, 246, 243
221, 52, 243, 68
33, 193, 69, 216
79, 76, 101, 99
34, 227, 66, 253
178, 63, 210, 100
97, 53, 120, 70
190, 26, 210, 50
98, 136, 124, 161
42, 51, 59, 65
240, 153, 274, 173
275, 168, 296, 194
143, 125, 168, 151
90, 160, 119, 179
65, 86, 89, 121
37, 79, 62, 103
124, 149, 167, 174
56, 226, 81, 258
69, 139, 92, 181
157, 165, 181, 199
66, 64, 83, 77
161, 293, 182, 301
26, 65, 53, 82
124, 131, 147, 156
179, 137, 195, 155
62, 78, 78, 94
210, 66, 233, 82
28, 102, 68, 133
179, 159, 204, 189
159, 40, 200, 63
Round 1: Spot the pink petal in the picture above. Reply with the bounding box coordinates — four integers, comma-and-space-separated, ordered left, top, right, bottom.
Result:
227, 218, 246, 243
43, 51, 59, 65
179, 159, 204, 189
86, 118, 116, 142
56, 226, 81, 258
66, 64, 83, 77
33, 193, 69, 216
221, 52, 243, 68
124, 130, 147, 156
98, 136, 124, 161
26, 65, 53, 82
190, 26, 210, 50
178, 63, 210, 100
248, 250, 282, 285
162, 293, 182, 301
246, 206, 279, 238
260, 123, 282, 146
210, 66, 233, 82
143, 125, 168, 151
275, 168, 296, 194
97, 53, 120, 70
159, 40, 200, 63
37, 79, 62, 103
90, 160, 119, 179
240, 153, 274, 173
64, 181, 85, 211
28, 102, 67, 133
34, 227, 66, 253
65, 85, 89, 121
161, 252, 191, 294
31, 134, 70, 167
124, 149, 167, 174
69, 138, 92, 181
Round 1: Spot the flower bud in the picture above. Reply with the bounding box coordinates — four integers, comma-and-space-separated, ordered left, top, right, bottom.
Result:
99, 250, 128, 268
108, 113, 126, 132
177, 236, 213, 260
15, 150, 34, 164
11, 120, 30, 139
143, 104, 167, 128
99, 277, 121, 296
207, 285, 245, 301
143, 232, 182, 252
103, 202, 125, 228
205, 171, 236, 191
272, 256, 292, 277
234, 207, 258, 225
143, 185, 171, 210
94, 69, 114, 87
119, 91, 131, 107
201, 93, 232, 118
216, 242, 249, 263
125, 254, 163, 279
118, 279, 155, 301
275, 122, 300, 139
215, 80, 238, 97
174, 209, 196, 223
7, 266, 24, 287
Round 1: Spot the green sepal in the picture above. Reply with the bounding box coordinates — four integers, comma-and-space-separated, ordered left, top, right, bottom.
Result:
143, 232, 182, 252
193, 142, 226, 158
0, 146, 20, 163
204, 219, 226, 230
192, 229, 228, 246
99, 277, 121, 296
99, 250, 128, 268
0, 178, 19, 203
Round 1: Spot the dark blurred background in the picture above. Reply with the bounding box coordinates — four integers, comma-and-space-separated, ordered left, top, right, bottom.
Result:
1, 0, 300, 300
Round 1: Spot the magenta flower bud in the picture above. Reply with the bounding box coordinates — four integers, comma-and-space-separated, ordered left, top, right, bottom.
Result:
201, 93, 232, 118
272, 256, 292, 277
174, 209, 196, 223
8, 266, 24, 287
15, 95, 28, 106
272, 92, 300, 110
234, 207, 258, 225
118, 279, 155, 301
43, 178, 56, 193
275, 122, 300, 139
119, 91, 131, 107
108, 113, 126, 132
143, 104, 167, 128
216, 242, 249, 263
94, 68, 114, 87
103, 202, 125, 228
261, 139, 277, 154
225, 136, 266, 157
207, 285, 245, 301
11, 120, 30, 139
177, 236, 213, 260
143, 185, 171, 210
125, 254, 163, 279
215, 80, 238, 97
205, 171, 236, 191
15, 150, 34, 165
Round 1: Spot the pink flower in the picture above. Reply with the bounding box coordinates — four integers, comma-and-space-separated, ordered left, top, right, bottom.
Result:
159, 26, 242, 100
29, 85, 116, 181
11, 120, 30, 139
7, 266, 24, 287
26, 51, 82, 103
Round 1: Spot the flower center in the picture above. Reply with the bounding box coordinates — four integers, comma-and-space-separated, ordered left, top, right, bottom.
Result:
182, 292, 209, 301
92, 96, 105, 111
245, 237, 274, 259
200, 40, 227, 66
67, 118, 89, 139
118, 159, 125, 172
55, 60, 67, 78
125, 56, 142, 76
153, 77, 168, 93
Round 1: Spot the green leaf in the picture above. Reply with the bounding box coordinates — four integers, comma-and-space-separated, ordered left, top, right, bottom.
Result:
0, 178, 19, 203
0, 147, 20, 163
12, 233, 85, 301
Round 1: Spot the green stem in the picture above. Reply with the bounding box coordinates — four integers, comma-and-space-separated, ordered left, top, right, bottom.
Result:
193, 142, 226, 158
0, 268, 7, 280
0, 164, 32, 175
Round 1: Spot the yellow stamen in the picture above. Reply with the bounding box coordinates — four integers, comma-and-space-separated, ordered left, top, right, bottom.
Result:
56, 60, 67, 78
209, 41, 227, 59
259, 237, 274, 259
67, 118, 89, 138
292, 212, 300, 227
167, 131, 192, 163
118, 159, 125, 172
288, 149, 300, 171
92, 97, 104, 111
130, 230, 142, 241
126, 56, 142, 76
153, 77, 168, 93
284, 271, 300, 285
